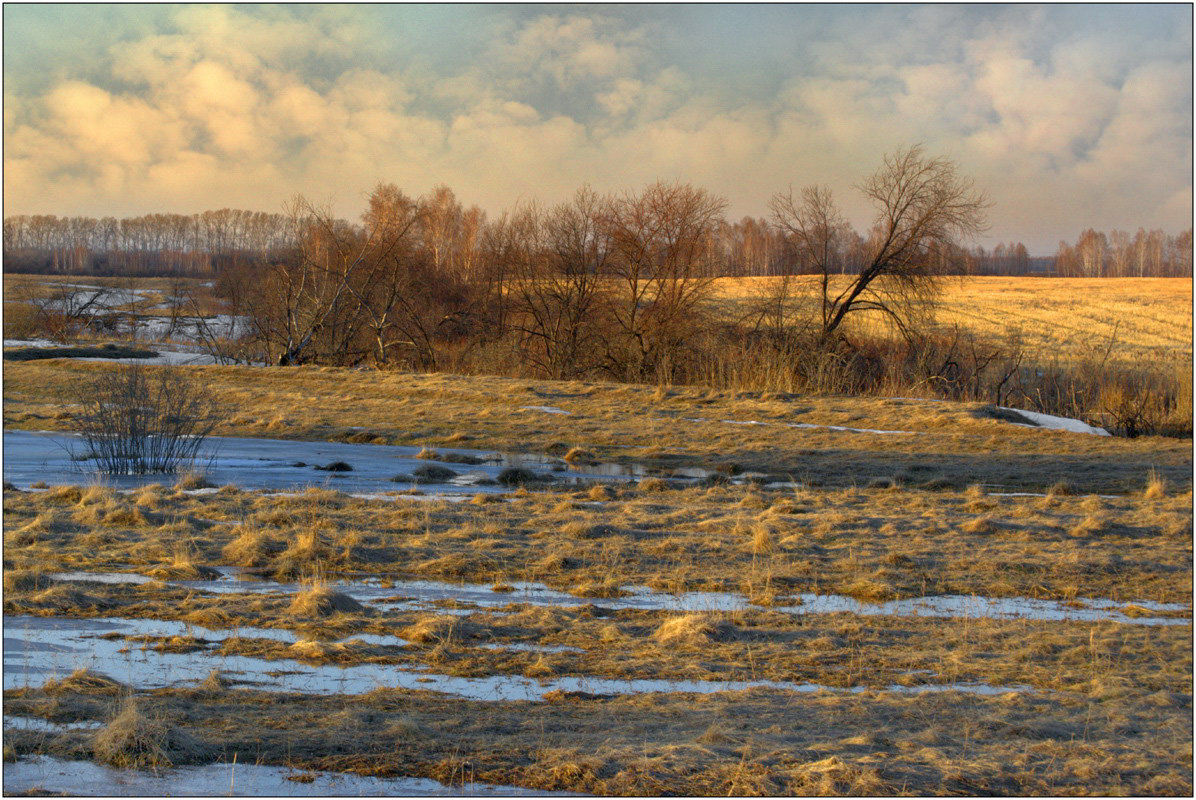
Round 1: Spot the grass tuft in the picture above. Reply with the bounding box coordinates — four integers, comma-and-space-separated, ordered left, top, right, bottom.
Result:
289, 580, 365, 617
93, 699, 207, 769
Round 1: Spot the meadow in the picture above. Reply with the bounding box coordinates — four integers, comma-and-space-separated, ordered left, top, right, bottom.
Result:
2, 274, 1192, 795
711, 275, 1193, 365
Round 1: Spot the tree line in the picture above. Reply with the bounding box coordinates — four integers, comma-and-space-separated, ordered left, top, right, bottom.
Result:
6, 197, 1191, 281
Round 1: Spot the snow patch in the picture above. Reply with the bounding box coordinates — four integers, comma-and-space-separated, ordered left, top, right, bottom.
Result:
998, 407, 1110, 436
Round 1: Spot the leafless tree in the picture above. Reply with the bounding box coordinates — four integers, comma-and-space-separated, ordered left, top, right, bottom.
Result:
602, 181, 728, 381
508, 188, 615, 379
772, 145, 989, 341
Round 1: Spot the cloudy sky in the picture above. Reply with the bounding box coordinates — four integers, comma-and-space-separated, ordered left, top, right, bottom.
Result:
4, 3, 1191, 253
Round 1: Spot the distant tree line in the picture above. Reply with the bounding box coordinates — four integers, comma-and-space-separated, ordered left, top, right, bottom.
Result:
1054, 228, 1193, 278
6, 205, 1190, 280
3, 210, 293, 275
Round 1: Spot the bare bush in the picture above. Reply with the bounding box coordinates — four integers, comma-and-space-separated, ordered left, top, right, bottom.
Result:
69, 365, 220, 474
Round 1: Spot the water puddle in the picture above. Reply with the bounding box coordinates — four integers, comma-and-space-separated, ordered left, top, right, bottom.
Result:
2, 615, 1030, 702
520, 406, 571, 415
3, 431, 714, 494
48, 567, 1192, 627
4, 716, 105, 732
3, 755, 576, 797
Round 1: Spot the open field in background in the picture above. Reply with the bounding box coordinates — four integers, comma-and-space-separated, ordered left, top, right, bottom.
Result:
3, 274, 1192, 795
7, 273, 1192, 364
711, 276, 1194, 365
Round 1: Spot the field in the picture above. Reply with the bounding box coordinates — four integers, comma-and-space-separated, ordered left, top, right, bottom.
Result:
2, 275, 1193, 795
711, 276, 1194, 365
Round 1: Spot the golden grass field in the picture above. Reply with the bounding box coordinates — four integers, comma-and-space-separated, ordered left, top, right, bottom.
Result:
2, 273, 1192, 795
711, 275, 1194, 364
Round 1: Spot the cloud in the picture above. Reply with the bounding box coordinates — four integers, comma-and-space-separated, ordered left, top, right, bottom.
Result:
2, 5, 1190, 251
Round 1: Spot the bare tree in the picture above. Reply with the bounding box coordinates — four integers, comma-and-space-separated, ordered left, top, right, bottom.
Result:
772, 145, 989, 341
603, 181, 728, 381
508, 188, 615, 379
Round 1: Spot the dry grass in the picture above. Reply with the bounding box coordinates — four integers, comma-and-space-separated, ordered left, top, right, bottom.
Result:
289, 580, 365, 617
711, 276, 1193, 365
92, 699, 207, 769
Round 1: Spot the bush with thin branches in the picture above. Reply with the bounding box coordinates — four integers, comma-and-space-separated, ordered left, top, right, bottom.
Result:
69, 365, 220, 475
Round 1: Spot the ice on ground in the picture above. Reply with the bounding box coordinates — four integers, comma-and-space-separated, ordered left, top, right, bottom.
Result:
520, 406, 571, 415
998, 407, 1110, 436
3, 755, 577, 797
3, 431, 649, 495
47, 567, 1191, 627
4, 716, 105, 732
2, 615, 1033, 702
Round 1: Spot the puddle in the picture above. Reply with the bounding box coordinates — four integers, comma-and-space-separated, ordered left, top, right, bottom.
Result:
3, 755, 576, 797
2, 615, 1030, 702
476, 642, 585, 655
520, 406, 571, 415
3, 431, 711, 494
3, 716, 105, 732
366, 579, 1189, 627
49, 572, 158, 586
48, 567, 1192, 627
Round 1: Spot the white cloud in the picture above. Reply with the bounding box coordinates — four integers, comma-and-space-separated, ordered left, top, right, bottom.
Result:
2, 5, 1189, 249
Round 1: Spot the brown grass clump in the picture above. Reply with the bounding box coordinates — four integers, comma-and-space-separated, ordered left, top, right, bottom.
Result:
653, 613, 731, 647
100, 505, 149, 528
386, 717, 430, 741
174, 472, 214, 491
10, 513, 54, 544
570, 579, 627, 598
961, 515, 995, 535
470, 492, 504, 505
564, 447, 595, 465
44, 485, 84, 504
271, 528, 333, 579
3, 569, 54, 594
839, 578, 896, 602
147, 545, 221, 580
77, 485, 118, 506
93, 699, 207, 769
401, 614, 459, 645
42, 668, 125, 696
289, 581, 365, 617
221, 525, 278, 568
131, 484, 168, 508
586, 484, 614, 501
1069, 514, 1106, 537
1143, 470, 1168, 500
638, 477, 668, 493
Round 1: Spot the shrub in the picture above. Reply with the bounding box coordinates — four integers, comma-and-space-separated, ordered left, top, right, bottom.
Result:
69, 365, 219, 475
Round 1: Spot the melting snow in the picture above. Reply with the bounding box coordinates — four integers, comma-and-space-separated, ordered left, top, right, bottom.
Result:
3, 755, 575, 797
998, 407, 1110, 436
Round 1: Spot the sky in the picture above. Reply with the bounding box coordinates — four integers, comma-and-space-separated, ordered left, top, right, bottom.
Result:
3, 3, 1192, 254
